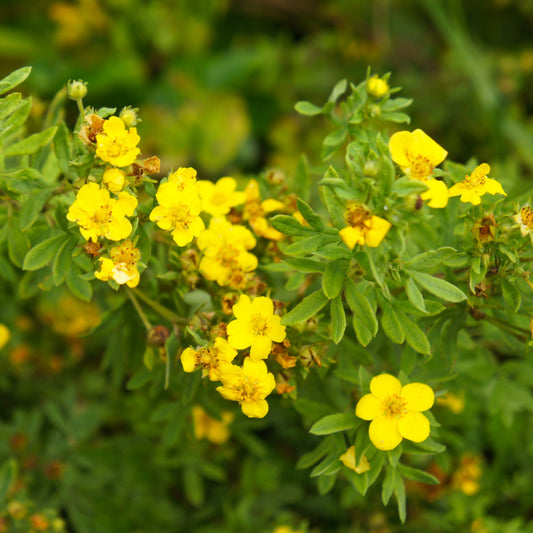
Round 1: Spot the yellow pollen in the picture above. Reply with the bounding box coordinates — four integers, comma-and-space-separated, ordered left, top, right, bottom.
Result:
239, 376, 259, 402
521, 207, 533, 229
384, 393, 407, 418
410, 155, 433, 180
464, 163, 490, 188
198, 348, 215, 367
250, 313, 268, 335
345, 203, 370, 227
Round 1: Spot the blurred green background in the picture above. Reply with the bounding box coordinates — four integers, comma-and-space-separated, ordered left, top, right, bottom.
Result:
3, 0, 533, 178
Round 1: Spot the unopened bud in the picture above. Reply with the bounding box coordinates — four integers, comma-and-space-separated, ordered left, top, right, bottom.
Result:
363, 160, 379, 177
120, 106, 140, 128
366, 75, 389, 99
67, 79, 88, 100
147, 325, 170, 347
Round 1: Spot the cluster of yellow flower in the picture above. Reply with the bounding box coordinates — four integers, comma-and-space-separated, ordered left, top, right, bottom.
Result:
181, 294, 286, 418
339, 128, 508, 250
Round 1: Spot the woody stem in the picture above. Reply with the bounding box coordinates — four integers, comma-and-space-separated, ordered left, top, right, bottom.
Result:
126, 287, 152, 330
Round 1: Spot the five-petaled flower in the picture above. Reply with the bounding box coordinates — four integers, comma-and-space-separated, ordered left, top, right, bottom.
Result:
448, 163, 506, 205
339, 202, 391, 249
96, 116, 140, 167
67, 182, 137, 241
355, 373, 435, 451
389, 129, 449, 208
94, 240, 141, 287
180, 337, 237, 381
216, 357, 276, 418
192, 405, 234, 445
197, 176, 245, 217
243, 179, 285, 240
226, 294, 286, 360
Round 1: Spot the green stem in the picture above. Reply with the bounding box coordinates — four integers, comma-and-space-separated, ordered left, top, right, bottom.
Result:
482, 314, 529, 341
76, 98, 85, 119
126, 288, 152, 330
132, 288, 187, 325
165, 348, 171, 390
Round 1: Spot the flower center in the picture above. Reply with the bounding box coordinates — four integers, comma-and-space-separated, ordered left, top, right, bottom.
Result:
464, 163, 490, 189
250, 313, 269, 335
409, 155, 433, 180
521, 207, 533, 230
197, 348, 216, 368
91, 204, 113, 226
170, 206, 194, 230
384, 393, 407, 418
239, 376, 260, 402
345, 202, 370, 228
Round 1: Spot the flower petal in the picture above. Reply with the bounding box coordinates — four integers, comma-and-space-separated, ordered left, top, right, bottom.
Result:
388, 131, 413, 168
370, 374, 402, 399
484, 178, 506, 196
339, 226, 364, 249
421, 179, 448, 208
355, 393, 384, 420
369, 415, 403, 451
241, 399, 269, 418
401, 383, 434, 412
410, 129, 448, 167
397, 411, 430, 442
249, 335, 272, 360
232, 294, 253, 320
365, 216, 391, 247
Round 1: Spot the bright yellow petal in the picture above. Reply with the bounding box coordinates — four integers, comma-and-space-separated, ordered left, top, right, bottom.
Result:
180, 348, 198, 372
226, 320, 255, 349
484, 178, 506, 196
447, 183, 464, 198
370, 374, 402, 399
401, 383, 434, 412
241, 399, 269, 418
250, 335, 272, 360
421, 179, 448, 208
388, 131, 413, 168
355, 393, 384, 420
339, 226, 364, 249
232, 294, 253, 319
262, 199, 285, 213
369, 415, 403, 450
252, 296, 274, 317
410, 129, 447, 167
216, 384, 240, 402
365, 216, 391, 247
397, 411, 430, 442
242, 357, 268, 378
266, 316, 286, 343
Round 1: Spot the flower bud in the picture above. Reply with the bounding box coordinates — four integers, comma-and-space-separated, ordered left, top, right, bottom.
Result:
67, 79, 88, 100
363, 159, 379, 177
120, 106, 140, 128
366, 75, 389, 99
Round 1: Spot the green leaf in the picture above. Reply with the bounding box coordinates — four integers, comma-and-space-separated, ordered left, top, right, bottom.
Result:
409, 270, 467, 302
394, 474, 407, 523
126, 367, 153, 390
328, 78, 348, 102
0, 66, 31, 95
382, 111, 411, 124
283, 257, 325, 273
352, 315, 373, 347
184, 467, 204, 506
53, 238, 77, 285
0, 92, 21, 119
346, 469, 369, 495
270, 214, 311, 236
19, 188, 53, 231
501, 278, 521, 313
354, 426, 372, 466
310, 413, 359, 435
395, 310, 431, 355
381, 465, 396, 506
281, 289, 329, 325
322, 259, 349, 299
319, 181, 345, 227
53, 121, 73, 178
397, 463, 440, 485
4, 125, 58, 156
391, 177, 428, 196
318, 472, 338, 494
66, 269, 93, 302
345, 279, 378, 336
7, 219, 30, 267
330, 296, 346, 344
405, 247, 457, 270
297, 439, 331, 470
0, 459, 17, 505
294, 101, 323, 116
296, 198, 325, 231
323, 127, 348, 148
310, 454, 341, 477
2, 96, 31, 134
381, 304, 405, 344
23, 233, 69, 271
406, 277, 427, 313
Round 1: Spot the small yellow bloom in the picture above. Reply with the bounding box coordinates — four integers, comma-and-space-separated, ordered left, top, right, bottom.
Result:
514, 205, 533, 236
273, 527, 303, 533
436, 392, 465, 414
96, 116, 140, 167
67, 182, 137, 241
192, 405, 234, 445
226, 294, 286, 360
197, 177, 245, 217
339, 202, 391, 249
356, 373, 435, 451
94, 240, 141, 287
216, 357, 276, 418
0, 324, 10, 350
448, 163, 506, 205
243, 179, 284, 240
180, 337, 237, 381
149, 179, 205, 246
102, 167, 126, 192
168, 166, 197, 189
452, 454, 482, 495
366, 75, 389, 99
339, 445, 371, 474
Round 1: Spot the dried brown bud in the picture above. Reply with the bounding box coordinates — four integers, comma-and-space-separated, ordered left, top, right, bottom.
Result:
147, 325, 170, 347
143, 156, 161, 175
44, 460, 65, 480
78, 113, 104, 145
84, 241, 102, 258
472, 214, 497, 243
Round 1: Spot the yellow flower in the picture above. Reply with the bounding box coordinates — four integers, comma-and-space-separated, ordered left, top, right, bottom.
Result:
216, 357, 276, 418
339, 445, 370, 474
96, 116, 140, 167
355, 373, 434, 451
94, 240, 141, 287
513, 205, 533, 236
452, 454, 482, 495
197, 218, 257, 287
149, 180, 205, 246
273, 527, 303, 533
243, 179, 284, 240
366, 75, 389, 99
226, 294, 286, 360
339, 202, 391, 249
180, 337, 237, 381
192, 405, 234, 445
389, 129, 448, 180
168, 167, 197, 190
389, 129, 449, 208
197, 177, 245, 217
448, 163, 506, 205
67, 182, 137, 241
0, 324, 10, 350
102, 167, 126, 192
436, 392, 465, 414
